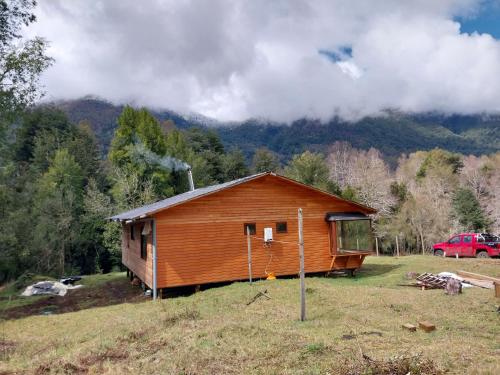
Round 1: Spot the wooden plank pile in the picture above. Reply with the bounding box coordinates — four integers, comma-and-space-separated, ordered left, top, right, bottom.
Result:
403, 270, 500, 298
456, 270, 498, 290
416, 273, 448, 290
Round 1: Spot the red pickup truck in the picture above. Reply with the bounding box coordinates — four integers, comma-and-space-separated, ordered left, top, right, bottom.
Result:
433, 233, 500, 258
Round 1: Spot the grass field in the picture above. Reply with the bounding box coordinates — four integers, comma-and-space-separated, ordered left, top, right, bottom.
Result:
0, 256, 499, 374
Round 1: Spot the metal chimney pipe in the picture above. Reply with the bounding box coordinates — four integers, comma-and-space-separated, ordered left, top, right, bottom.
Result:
187, 167, 195, 191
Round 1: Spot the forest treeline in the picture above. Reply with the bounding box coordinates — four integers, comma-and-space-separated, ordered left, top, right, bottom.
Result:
1, 103, 499, 281
1, 1, 499, 282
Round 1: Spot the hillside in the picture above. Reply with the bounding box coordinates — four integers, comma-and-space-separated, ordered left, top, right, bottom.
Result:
1, 256, 499, 374
56, 98, 500, 162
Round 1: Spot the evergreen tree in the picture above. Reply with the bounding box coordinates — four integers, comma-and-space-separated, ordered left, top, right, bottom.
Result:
223, 148, 249, 180
34, 149, 84, 275
109, 106, 173, 198
252, 147, 280, 173
284, 151, 339, 193
452, 187, 489, 231
185, 128, 226, 183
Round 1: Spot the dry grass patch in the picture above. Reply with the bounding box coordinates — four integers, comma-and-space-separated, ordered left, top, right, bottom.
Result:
0, 255, 499, 374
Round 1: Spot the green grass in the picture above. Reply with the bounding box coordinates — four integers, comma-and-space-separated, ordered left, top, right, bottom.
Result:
0, 256, 499, 374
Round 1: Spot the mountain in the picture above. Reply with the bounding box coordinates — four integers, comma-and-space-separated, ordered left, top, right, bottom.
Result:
55, 97, 500, 164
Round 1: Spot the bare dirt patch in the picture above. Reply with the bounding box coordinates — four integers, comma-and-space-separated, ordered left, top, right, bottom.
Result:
34, 360, 88, 375
335, 352, 444, 375
79, 346, 129, 368
2, 278, 147, 320
0, 339, 16, 360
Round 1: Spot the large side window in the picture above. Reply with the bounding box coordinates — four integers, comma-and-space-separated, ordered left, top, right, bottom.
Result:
140, 225, 147, 260
462, 235, 472, 244
449, 236, 460, 244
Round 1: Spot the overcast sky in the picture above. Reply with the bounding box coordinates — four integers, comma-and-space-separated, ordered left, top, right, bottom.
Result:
28, 0, 500, 122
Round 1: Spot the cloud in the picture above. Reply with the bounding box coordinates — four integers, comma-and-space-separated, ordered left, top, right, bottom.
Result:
27, 0, 500, 122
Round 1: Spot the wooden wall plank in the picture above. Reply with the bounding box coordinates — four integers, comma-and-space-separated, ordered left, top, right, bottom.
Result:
149, 174, 370, 288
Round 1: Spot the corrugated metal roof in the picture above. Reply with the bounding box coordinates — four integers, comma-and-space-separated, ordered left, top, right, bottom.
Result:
109, 172, 269, 221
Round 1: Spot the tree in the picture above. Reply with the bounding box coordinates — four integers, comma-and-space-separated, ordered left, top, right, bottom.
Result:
416, 148, 463, 179
452, 187, 489, 232
34, 149, 84, 275
81, 179, 117, 273
0, 0, 53, 116
109, 106, 167, 168
284, 151, 339, 193
223, 148, 249, 180
252, 147, 280, 173
327, 142, 395, 215
185, 127, 226, 183
109, 106, 173, 198
14, 107, 72, 165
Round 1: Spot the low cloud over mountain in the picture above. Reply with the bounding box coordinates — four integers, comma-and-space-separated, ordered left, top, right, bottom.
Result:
30, 0, 500, 122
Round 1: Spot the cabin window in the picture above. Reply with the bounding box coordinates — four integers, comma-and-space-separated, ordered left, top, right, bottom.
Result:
276, 222, 287, 233
462, 235, 472, 243
140, 225, 147, 260
244, 223, 256, 235
449, 236, 460, 244
337, 220, 373, 251
130, 224, 135, 240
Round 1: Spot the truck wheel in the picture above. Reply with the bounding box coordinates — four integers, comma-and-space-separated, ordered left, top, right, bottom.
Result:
434, 249, 444, 257
476, 251, 490, 258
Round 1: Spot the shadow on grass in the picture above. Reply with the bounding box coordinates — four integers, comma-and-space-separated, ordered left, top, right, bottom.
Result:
342, 263, 402, 279
0, 276, 148, 321
161, 263, 402, 298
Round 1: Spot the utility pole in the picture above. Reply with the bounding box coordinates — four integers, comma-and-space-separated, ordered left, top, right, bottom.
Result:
298, 208, 306, 321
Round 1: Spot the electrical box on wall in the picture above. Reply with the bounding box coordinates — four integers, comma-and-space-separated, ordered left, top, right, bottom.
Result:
264, 227, 273, 242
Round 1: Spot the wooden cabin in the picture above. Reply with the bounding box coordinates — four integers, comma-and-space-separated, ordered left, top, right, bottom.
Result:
110, 172, 376, 296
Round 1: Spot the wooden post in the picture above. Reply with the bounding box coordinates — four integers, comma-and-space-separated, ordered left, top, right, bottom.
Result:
396, 235, 400, 257
247, 226, 253, 284
356, 238, 359, 250
421, 233, 425, 255
298, 208, 306, 322
375, 237, 379, 256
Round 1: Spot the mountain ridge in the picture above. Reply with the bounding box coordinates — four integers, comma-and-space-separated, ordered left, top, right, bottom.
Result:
53, 97, 500, 164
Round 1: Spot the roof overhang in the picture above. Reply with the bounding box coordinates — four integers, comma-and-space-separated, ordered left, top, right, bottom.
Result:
325, 212, 371, 222
109, 172, 377, 222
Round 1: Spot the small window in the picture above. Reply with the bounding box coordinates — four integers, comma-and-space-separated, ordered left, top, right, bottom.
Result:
130, 224, 135, 240
140, 225, 148, 260
462, 235, 472, 244
449, 236, 460, 244
276, 222, 287, 233
244, 223, 256, 235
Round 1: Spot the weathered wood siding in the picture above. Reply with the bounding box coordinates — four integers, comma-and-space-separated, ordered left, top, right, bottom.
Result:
152, 174, 370, 288
122, 223, 152, 287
